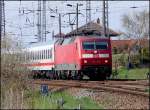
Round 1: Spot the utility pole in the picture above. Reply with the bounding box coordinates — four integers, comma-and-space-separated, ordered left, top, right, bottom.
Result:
102, 0, 109, 38
42, 0, 46, 42
37, 0, 46, 42
68, 13, 73, 31
59, 13, 61, 38
65, 13, 79, 31
1, 0, 5, 38
37, 0, 42, 42
76, 3, 78, 33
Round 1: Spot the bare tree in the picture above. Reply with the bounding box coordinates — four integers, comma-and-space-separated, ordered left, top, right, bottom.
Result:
121, 10, 149, 64
122, 10, 149, 40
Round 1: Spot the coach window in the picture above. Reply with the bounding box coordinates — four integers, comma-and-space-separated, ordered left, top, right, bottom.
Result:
30, 51, 32, 60
38, 51, 39, 60
33, 51, 35, 60
50, 49, 52, 58
41, 50, 43, 59
34, 51, 35, 60
46, 49, 47, 59
39, 51, 40, 60
45, 50, 46, 59
48, 49, 50, 59
39, 50, 41, 60
27, 52, 29, 60
46, 50, 47, 59
41, 50, 42, 59
29, 52, 30, 60
33, 51, 34, 60
47, 49, 49, 59
36, 51, 38, 60
43, 50, 44, 59
47, 49, 48, 59
35, 51, 36, 60
39, 50, 41, 59
32, 51, 34, 60
44, 50, 46, 59
25, 52, 27, 61
43, 50, 45, 59
40, 50, 42, 59
44, 50, 45, 59
42, 50, 44, 59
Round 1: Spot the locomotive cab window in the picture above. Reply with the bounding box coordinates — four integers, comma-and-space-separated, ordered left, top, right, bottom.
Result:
95, 42, 108, 50
82, 42, 95, 50
83, 41, 108, 50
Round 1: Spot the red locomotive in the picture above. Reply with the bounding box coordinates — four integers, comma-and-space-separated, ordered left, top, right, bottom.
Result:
54, 36, 112, 80
25, 36, 112, 80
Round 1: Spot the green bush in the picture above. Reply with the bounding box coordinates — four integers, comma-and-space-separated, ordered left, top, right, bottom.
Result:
142, 47, 150, 61
112, 53, 128, 66
130, 54, 140, 67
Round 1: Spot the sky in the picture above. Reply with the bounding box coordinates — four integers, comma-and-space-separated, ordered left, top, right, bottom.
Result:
4, 1, 149, 47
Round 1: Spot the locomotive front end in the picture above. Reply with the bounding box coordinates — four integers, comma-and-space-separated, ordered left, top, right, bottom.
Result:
78, 37, 112, 80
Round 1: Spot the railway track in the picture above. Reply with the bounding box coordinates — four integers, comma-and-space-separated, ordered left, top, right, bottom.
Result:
33, 79, 149, 97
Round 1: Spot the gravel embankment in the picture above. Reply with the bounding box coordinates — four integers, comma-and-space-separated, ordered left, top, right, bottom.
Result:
66, 87, 149, 109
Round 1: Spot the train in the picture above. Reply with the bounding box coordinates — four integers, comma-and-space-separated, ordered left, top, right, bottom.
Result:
24, 36, 112, 80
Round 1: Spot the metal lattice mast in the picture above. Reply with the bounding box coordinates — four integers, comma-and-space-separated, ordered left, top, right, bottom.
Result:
102, 0, 109, 37
1, 0, 5, 38
37, 0, 42, 42
86, 0, 91, 29
42, 0, 46, 42
86, 0, 91, 24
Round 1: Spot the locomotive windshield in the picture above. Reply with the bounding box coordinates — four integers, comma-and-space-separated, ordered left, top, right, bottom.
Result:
83, 41, 108, 50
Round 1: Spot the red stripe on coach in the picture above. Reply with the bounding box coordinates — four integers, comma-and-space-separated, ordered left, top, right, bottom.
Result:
25, 62, 54, 66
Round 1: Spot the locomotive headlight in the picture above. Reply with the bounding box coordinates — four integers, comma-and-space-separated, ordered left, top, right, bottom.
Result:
105, 60, 108, 63
99, 54, 109, 58
82, 54, 93, 58
84, 60, 87, 63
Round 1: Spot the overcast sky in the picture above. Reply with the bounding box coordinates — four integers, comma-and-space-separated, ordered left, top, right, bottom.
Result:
4, 1, 149, 47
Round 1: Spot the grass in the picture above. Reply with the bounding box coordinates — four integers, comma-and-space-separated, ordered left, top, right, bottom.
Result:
145, 88, 150, 93
112, 67, 149, 79
27, 91, 102, 109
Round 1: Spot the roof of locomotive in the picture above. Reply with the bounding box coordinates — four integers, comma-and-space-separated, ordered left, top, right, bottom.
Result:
76, 36, 110, 40
55, 35, 110, 45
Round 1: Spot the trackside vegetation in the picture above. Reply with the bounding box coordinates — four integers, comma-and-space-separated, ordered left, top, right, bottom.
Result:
26, 91, 102, 109
112, 67, 149, 79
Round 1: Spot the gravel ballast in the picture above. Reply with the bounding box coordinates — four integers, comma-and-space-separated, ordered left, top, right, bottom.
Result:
66, 87, 149, 109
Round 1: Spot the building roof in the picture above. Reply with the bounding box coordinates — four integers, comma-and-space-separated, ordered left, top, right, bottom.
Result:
65, 21, 120, 37
111, 38, 149, 49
